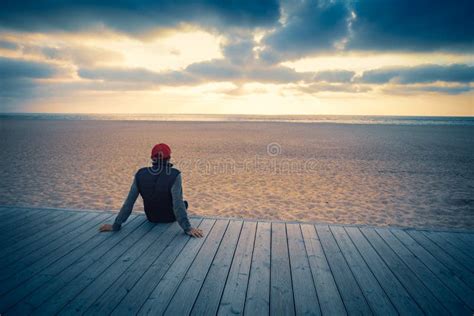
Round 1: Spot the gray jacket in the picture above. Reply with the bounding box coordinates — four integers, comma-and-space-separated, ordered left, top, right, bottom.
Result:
112, 173, 191, 232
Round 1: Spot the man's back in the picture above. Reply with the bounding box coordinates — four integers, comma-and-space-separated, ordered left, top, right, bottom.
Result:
135, 165, 180, 223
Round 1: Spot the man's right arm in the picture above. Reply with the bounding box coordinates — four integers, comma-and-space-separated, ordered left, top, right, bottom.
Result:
171, 173, 203, 238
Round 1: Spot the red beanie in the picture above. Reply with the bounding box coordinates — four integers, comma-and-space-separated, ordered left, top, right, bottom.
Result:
151, 143, 171, 159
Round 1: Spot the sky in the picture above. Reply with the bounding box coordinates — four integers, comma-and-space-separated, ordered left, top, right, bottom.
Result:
0, 0, 473, 116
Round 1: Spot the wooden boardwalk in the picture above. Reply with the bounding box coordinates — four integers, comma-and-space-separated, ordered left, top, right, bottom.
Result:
0, 206, 473, 315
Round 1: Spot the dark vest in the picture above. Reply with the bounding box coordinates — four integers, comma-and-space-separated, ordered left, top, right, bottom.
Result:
135, 164, 180, 223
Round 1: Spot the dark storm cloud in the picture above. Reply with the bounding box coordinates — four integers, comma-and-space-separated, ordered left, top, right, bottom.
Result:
313, 70, 355, 83
349, 0, 474, 51
359, 64, 474, 84
0, 0, 280, 34
260, 0, 350, 62
259, 0, 473, 62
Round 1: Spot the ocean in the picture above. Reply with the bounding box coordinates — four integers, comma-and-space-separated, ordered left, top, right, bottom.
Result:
1, 113, 474, 126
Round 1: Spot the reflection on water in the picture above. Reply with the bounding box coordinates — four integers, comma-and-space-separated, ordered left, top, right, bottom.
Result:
1, 113, 474, 126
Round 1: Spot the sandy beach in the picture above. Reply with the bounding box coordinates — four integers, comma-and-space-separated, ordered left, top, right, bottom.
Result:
0, 118, 473, 229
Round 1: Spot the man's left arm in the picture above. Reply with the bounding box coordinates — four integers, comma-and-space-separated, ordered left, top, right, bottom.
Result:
99, 177, 139, 232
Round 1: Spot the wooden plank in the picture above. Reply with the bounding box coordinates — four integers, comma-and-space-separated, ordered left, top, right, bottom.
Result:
111, 219, 214, 316
345, 227, 423, 315
300, 224, 346, 315
436, 232, 474, 260
0, 213, 114, 313
361, 228, 448, 315
376, 228, 471, 315
0, 211, 90, 265
0, 208, 67, 235
34, 219, 153, 315
59, 221, 172, 314
0, 210, 76, 249
0, 212, 101, 288
0, 208, 40, 231
316, 225, 372, 315
391, 229, 474, 310
191, 220, 243, 315
0, 207, 20, 220
270, 223, 295, 316
85, 218, 202, 315
286, 224, 320, 316
0, 209, 48, 238
0, 208, 45, 231
0, 213, 105, 295
3, 215, 140, 315
244, 222, 271, 316
137, 219, 225, 315
0, 212, 100, 275
330, 226, 397, 315
457, 233, 474, 245
0, 214, 93, 268
163, 219, 232, 315
217, 221, 256, 316
407, 230, 474, 288
1, 207, 471, 316
422, 231, 474, 273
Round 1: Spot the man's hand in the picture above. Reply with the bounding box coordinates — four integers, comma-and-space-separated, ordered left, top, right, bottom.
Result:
99, 224, 114, 232
186, 227, 204, 238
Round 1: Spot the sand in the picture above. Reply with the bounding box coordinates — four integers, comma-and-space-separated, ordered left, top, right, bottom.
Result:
0, 119, 473, 229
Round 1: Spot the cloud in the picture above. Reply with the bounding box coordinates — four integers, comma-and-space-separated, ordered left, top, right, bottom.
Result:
259, 0, 473, 63
39, 46, 124, 66
359, 64, 474, 84
222, 35, 256, 66
185, 60, 242, 81
298, 82, 370, 94
314, 70, 355, 83
80, 58, 309, 86
0, 56, 66, 79
0, 57, 62, 109
349, 0, 474, 51
78, 67, 199, 85
260, 0, 350, 62
384, 85, 473, 95
186, 59, 309, 84
0, 39, 18, 50
0, 0, 280, 34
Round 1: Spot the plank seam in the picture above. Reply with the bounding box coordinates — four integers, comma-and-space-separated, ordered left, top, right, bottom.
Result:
359, 228, 426, 313
212, 220, 244, 313
163, 220, 230, 315
374, 228, 450, 313
328, 226, 376, 315
342, 226, 400, 313
421, 231, 474, 273
105, 219, 203, 314
314, 225, 349, 315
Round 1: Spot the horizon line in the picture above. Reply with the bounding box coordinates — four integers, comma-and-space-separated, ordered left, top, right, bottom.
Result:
1, 112, 473, 118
